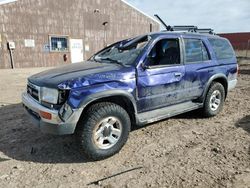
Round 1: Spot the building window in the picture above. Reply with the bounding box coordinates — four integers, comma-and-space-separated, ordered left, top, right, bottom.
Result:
49, 36, 69, 52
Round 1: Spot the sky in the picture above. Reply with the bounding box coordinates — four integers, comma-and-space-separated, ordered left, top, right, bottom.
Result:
125, 0, 250, 33
0, 0, 16, 5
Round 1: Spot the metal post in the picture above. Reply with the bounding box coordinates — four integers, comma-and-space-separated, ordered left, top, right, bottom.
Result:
246, 39, 250, 58
7, 42, 15, 69
9, 49, 14, 69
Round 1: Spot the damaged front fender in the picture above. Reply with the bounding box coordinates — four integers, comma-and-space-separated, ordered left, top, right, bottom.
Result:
67, 81, 137, 110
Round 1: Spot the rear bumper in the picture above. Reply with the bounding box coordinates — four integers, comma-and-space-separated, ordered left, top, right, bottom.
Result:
22, 92, 82, 135
228, 79, 237, 91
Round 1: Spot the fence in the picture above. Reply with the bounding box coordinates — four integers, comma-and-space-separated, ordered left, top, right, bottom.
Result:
233, 40, 250, 58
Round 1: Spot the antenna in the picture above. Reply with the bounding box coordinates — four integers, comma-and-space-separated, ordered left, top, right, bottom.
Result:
154, 14, 172, 31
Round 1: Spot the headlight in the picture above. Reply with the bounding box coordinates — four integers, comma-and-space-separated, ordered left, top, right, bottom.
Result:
41, 87, 59, 104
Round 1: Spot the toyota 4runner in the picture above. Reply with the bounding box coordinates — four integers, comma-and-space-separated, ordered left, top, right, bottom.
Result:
22, 31, 238, 160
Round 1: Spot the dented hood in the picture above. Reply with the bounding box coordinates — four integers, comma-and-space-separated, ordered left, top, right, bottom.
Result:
28, 61, 135, 89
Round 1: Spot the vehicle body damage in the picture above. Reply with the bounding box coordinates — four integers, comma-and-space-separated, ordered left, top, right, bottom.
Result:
22, 31, 238, 160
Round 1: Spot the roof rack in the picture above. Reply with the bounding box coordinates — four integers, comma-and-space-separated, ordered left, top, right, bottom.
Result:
195, 28, 214, 34
154, 14, 216, 35
172, 25, 198, 32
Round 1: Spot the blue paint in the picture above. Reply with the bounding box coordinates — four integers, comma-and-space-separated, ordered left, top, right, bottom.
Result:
29, 32, 238, 113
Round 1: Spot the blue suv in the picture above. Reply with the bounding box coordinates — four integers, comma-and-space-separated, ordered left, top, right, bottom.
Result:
22, 31, 238, 160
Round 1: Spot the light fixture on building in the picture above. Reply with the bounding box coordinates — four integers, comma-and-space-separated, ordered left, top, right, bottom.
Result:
94, 9, 100, 13
102, 22, 109, 47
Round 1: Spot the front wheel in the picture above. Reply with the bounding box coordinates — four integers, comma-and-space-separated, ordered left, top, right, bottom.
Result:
76, 102, 131, 161
202, 82, 225, 117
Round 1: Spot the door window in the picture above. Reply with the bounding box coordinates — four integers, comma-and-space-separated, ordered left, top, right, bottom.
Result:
147, 39, 180, 66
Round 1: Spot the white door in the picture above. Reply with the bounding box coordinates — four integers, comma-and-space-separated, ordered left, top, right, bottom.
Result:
70, 39, 84, 63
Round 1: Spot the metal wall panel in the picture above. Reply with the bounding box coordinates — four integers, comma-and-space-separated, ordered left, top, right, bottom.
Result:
0, 0, 160, 68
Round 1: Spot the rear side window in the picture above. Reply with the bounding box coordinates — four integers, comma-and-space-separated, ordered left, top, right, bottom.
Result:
208, 38, 235, 60
184, 39, 210, 63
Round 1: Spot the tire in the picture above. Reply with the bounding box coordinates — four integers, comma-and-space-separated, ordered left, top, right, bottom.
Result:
76, 102, 131, 161
202, 82, 225, 117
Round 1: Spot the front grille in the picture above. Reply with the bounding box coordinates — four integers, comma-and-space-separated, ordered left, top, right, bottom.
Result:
27, 83, 39, 102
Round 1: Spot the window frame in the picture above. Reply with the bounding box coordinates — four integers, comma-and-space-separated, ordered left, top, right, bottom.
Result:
49, 35, 69, 53
144, 37, 183, 69
182, 38, 211, 64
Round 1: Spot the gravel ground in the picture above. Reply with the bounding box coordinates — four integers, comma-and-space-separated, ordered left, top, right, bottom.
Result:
0, 64, 249, 188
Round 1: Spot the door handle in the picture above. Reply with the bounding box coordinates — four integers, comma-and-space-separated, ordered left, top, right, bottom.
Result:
174, 72, 182, 77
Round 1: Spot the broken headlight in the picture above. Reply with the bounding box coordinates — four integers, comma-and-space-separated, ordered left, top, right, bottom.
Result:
59, 103, 73, 121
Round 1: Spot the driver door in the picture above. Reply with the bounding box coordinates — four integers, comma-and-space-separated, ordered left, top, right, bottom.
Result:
136, 37, 187, 113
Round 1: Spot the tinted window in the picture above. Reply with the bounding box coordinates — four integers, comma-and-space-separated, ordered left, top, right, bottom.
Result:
184, 39, 210, 63
148, 39, 180, 66
208, 38, 235, 60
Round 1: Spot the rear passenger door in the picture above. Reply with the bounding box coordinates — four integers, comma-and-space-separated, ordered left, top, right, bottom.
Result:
182, 37, 215, 100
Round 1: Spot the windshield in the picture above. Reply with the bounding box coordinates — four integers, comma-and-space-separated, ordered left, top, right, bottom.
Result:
93, 35, 150, 66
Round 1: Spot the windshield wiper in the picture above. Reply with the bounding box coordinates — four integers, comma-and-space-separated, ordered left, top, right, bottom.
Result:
100, 57, 124, 66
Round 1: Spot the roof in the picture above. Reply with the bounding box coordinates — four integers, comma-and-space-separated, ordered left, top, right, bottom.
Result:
121, 0, 161, 25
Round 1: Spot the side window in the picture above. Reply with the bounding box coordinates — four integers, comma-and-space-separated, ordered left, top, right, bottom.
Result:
208, 38, 235, 60
184, 39, 210, 63
147, 39, 180, 66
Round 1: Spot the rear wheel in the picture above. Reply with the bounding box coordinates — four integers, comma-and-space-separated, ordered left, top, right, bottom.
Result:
76, 102, 131, 160
203, 82, 225, 117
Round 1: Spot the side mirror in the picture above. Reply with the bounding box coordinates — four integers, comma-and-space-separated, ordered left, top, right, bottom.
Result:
141, 62, 149, 70
141, 62, 150, 70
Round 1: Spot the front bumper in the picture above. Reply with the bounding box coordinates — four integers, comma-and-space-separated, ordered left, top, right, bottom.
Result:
22, 92, 83, 135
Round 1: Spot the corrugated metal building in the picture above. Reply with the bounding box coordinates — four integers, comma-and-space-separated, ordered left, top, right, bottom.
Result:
0, 0, 160, 69
219, 32, 250, 51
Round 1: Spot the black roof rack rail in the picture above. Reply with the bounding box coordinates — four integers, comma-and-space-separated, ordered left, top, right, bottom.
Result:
172, 25, 198, 32
154, 14, 216, 35
195, 28, 215, 34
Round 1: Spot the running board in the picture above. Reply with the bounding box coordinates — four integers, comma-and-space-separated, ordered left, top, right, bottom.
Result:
137, 101, 203, 125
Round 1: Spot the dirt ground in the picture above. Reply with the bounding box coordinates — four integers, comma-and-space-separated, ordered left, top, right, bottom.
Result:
0, 63, 250, 188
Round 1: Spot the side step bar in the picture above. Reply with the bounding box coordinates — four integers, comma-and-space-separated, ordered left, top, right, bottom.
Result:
137, 101, 203, 125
